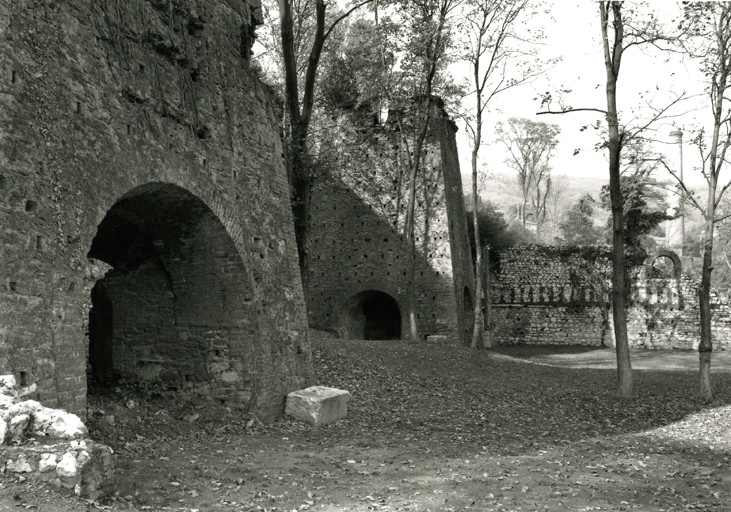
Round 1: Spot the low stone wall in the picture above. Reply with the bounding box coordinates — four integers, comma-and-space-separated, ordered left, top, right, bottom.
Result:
490, 246, 612, 346
490, 246, 731, 350
493, 305, 608, 346
0, 375, 115, 499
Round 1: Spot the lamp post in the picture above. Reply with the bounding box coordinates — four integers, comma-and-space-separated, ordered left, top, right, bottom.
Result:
670, 130, 685, 255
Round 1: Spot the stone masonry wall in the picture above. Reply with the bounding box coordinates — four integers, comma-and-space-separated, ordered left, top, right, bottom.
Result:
308, 105, 475, 343
491, 246, 612, 346
491, 246, 731, 350
0, 0, 313, 421
627, 255, 731, 351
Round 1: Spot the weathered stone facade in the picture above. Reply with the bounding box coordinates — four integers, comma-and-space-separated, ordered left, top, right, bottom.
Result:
0, 0, 313, 421
491, 246, 612, 346
308, 105, 475, 343
491, 245, 731, 350
627, 251, 731, 350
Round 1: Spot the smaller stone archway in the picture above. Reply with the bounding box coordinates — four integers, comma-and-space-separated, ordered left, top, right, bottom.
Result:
335, 287, 404, 340
646, 250, 682, 280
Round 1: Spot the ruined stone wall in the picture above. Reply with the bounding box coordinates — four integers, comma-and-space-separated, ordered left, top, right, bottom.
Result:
491, 246, 612, 346
98, 259, 180, 381
0, 0, 313, 421
491, 246, 731, 350
627, 259, 731, 351
308, 106, 475, 343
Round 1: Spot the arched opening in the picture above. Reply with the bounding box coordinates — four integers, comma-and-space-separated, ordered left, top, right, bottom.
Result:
338, 290, 402, 340
86, 182, 255, 405
650, 255, 676, 279
463, 286, 474, 344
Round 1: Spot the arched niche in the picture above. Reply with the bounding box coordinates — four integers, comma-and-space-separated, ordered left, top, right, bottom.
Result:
335, 286, 404, 340
86, 182, 257, 406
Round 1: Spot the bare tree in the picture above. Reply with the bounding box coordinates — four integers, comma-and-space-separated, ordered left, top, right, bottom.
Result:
538, 1, 686, 399
461, 0, 549, 348
392, 0, 463, 343
278, 0, 370, 297
546, 174, 569, 223
495, 117, 560, 230
665, 3, 731, 401
530, 163, 552, 232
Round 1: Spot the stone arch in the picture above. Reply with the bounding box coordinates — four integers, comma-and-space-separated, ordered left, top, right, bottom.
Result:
86, 182, 259, 407
333, 283, 405, 340
646, 249, 682, 280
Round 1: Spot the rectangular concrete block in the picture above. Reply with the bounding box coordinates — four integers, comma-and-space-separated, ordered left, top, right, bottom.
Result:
285, 386, 351, 426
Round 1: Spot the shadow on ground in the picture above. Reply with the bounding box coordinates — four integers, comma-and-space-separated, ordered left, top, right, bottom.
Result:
491, 344, 731, 371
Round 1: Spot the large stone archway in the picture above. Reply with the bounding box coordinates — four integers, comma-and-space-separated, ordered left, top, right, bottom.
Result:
86, 183, 258, 404
0, 0, 313, 421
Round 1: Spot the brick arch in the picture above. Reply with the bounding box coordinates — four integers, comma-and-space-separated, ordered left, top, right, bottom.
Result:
86, 181, 261, 409
646, 249, 682, 281
332, 282, 406, 340
84, 177, 262, 297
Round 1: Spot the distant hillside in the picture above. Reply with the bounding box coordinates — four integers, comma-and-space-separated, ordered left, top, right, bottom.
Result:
462, 171, 608, 213
461, 171, 611, 230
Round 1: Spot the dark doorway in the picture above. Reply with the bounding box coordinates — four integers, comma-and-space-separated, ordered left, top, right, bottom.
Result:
362, 293, 401, 340
88, 282, 115, 384
463, 286, 474, 344
338, 290, 402, 340
86, 182, 254, 404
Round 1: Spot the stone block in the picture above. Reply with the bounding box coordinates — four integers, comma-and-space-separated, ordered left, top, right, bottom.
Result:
285, 386, 351, 426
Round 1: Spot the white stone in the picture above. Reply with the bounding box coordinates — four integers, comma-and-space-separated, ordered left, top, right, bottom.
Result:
69, 440, 88, 451
39, 453, 58, 473
0, 394, 13, 411
6, 454, 33, 473
17, 383, 37, 398
30, 407, 55, 435
4, 400, 42, 422
56, 452, 78, 477
285, 386, 351, 427
0, 417, 6, 444
47, 411, 87, 439
219, 371, 240, 383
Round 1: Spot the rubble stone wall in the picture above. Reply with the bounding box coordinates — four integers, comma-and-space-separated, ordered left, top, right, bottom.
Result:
308, 106, 475, 343
491, 246, 731, 350
0, 0, 313, 421
491, 246, 611, 346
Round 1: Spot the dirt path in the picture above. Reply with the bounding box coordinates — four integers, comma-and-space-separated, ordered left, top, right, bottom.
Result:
2, 331, 731, 511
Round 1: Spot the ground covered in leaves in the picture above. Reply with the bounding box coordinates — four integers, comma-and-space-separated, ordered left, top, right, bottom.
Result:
2, 330, 731, 511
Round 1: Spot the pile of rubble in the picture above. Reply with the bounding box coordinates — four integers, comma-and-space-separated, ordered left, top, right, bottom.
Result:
0, 376, 116, 499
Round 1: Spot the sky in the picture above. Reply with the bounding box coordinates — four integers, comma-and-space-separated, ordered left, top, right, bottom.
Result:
455, 1, 708, 189
254, 1, 712, 190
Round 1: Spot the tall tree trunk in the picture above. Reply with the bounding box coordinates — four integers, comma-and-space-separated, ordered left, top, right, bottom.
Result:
470, 113, 484, 348
290, 127, 311, 302
405, 139, 421, 343
601, 2, 632, 399
699, 156, 718, 402
279, 0, 326, 301
699, 231, 714, 401
483, 246, 492, 347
